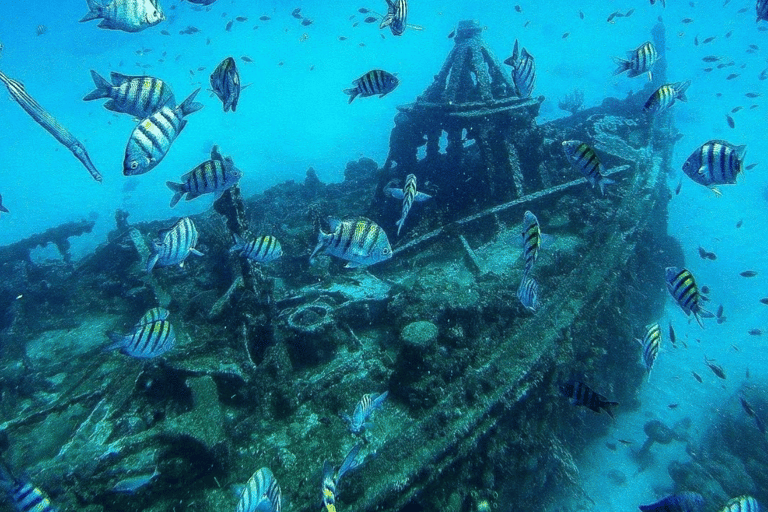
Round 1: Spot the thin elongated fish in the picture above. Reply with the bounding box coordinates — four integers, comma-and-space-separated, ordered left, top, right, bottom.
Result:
639, 492, 704, 512
311, 217, 392, 268
562, 140, 614, 195
0, 70, 102, 182
111, 467, 159, 493
682, 140, 746, 192
135, 307, 169, 327
235, 468, 281, 512
106, 319, 176, 358
759, 0, 768, 23
322, 444, 361, 512
613, 41, 658, 80
230, 234, 282, 263
521, 210, 542, 275
379, 0, 407, 35
166, 145, 241, 206
636, 322, 661, 380
721, 496, 759, 512
146, 217, 204, 272
343, 391, 388, 433
503, 39, 536, 98
80, 0, 165, 33
385, 174, 431, 236
644, 81, 690, 113
210, 57, 241, 112
84, 70, 174, 119
665, 267, 711, 328
0, 463, 56, 512
559, 380, 618, 418
124, 88, 203, 175
344, 70, 399, 103
517, 275, 538, 312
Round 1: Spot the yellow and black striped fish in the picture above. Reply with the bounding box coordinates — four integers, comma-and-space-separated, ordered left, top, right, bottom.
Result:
80, 0, 165, 33
379, 0, 407, 35
521, 210, 542, 275
613, 41, 658, 80
682, 139, 746, 191
721, 496, 759, 512
644, 81, 690, 113
344, 70, 399, 103
503, 39, 536, 98
146, 217, 204, 272
210, 57, 241, 112
322, 445, 361, 512
166, 145, 241, 207
310, 217, 392, 268
235, 468, 281, 512
0, 469, 56, 512
106, 318, 176, 358
517, 274, 538, 312
665, 267, 711, 328
562, 140, 614, 195
230, 234, 283, 263
385, 174, 432, 236
84, 70, 175, 119
636, 322, 661, 380
136, 307, 169, 327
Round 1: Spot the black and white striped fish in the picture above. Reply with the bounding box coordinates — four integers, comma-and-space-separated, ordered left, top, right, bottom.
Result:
379, 0, 407, 35
135, 307, 169, 327
521, 210, 542, 275
644, 81, 690, 113
343, 392, 388, 434
344, 70, 399, 103
146, 217, 203, 272
385, 174, 431, 236
665, 267, 712, 328
503, 39, 536, 98
559, 380, 618, 418
322, 444, 361, 512
682, 140, 746, 192
562, 140, 614, 195
124, 88, 203, 175
759, 0, 768, 22
721, 496, 758, 512
235, 467, 281, 512
310, 217, 392, 268
636, 322, 661, 380
106, 318, 175, 358
83, 71, 175, 119
517, 275, 538, 312
613, 41, 658, 80
230, 234, 282, 263
210, 57, 241, 112
80, 0, 165, 33
0, 194, 8, 215
166, 145, 241, 207
0, 464, 56, 512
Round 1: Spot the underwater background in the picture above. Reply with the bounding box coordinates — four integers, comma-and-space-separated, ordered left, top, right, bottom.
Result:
1, 0, 768, 511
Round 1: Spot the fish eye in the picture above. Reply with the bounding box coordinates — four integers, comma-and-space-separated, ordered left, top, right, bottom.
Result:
130, 161, 139, 170
383, 248, 391, 254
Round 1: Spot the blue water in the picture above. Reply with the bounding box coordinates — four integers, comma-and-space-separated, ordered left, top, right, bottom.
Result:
1, 0, 768, 510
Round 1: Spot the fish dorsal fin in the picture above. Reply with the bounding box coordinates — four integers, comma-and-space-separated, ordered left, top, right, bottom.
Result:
210, 145, 223, 161
110, 72, 142, 85
328, 217, 342, 232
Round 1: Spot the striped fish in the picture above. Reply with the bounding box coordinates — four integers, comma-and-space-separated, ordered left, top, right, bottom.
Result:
722, 496, 760, 512
562, 140, 614, 195
310, 217, 392, 268
385, 174, 432, 236
517, 275, 538, 313
644, 81, 691, 113
80, 0, 165, 33
166, 145, 241, 207
123, 88, 203, 175
665, 267, 711, 328
503, 40, 536, 98
379, 0, 407, 35
230, 234, 282, 263
0, 194, 8, 215
636, 322, 661, 380
640, 492, 705, 512
235, 468, 281, 512
106, 319, 176, 358
136, 307, 169, 327
344, 70, 399, 103
83, 70, 174, 119
322, 444, 361, 512
0, 70, 102, 182
521, 210, 542, 275
613, 41, 659, 80
682, 140, 746, 191
210, 57, 241, 112
559, 380, 618, 418
0, 464, 56, 512
146, 217, 204, 272
759, 0, 768, 23
343, 391, 388, 434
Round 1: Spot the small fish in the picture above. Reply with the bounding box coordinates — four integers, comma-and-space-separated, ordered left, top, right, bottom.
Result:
702, 36, 716, 44
740, 270, 758, 277
748, 329, 762, 336
665, 267, 711, 328
84, 71, 175, 119
562, 140, 614, 195
562, 32, 569, 39
701, 285, 710, 295
668, 403, 679, 409
605, 442, 617, 451
745, 92, 761, 98
618, 439, 633, 445
358, 7, 370, 13
112, 468, 160, 493
740, 396, 756, 417
136, 307, 170, 327
259, 15, 271, 21
514, 4, 522, 12
146, 217, 204, 272
681, 17, 694, 23
235, 16, 247, 22
343, 391, 388, 433
0, 194, 8, 215
292, 7, 302, 18
637, 323, 661, 380
675, 178, 682, 195
343, 69, 399, 103
503, 39, 536, 98
301, 18, 314, 26
235, 468, 281, 512
625, 8, 635, 16
106, 319, 176, 358
559, 380, 618, 418
364, 16, 378, 23
0, 466, 56, 512
682, 140, 746, 191
385, 174, 431, 236
123, 88, 204, 175
644, 81, 690, 113
639, 492, 704, 512
167, 145, 241, 206
210, 57, 241, 112
703, 356, 726, 379
726, 73, 740, 80
517, 275, 539, 312
745, 163, 757, 170
339, 36, 348, 40
613, 41, 658, 80
760, 298, 768, 305
241, 56, 253, 63
732, 106, 743, 113
668, 321, 676, 345
521, 210, 543, 274
607, 11, 619, 22
80, 0, 165, 33
230, 234, 282, 263
379, 0, 407, 36
694, 35, 699, 45
579, 10, 584, 19
702, 55, 721, 62
692, 371, 702, 383
311, 217, 392, 268
322, 445, 361, 512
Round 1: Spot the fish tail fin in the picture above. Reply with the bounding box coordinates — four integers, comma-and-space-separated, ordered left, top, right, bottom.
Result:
0, 195, 8, 214
343, 88, 359, 103
230, 233, 245, 253
79, 0, 102, 22
676, 80, 691, 102
83, 70, 111, 101
598, 176, 615, 196
166, 181, 185, 208
612, 57, 630, 75
603, 401, 619, 419
105, 332, 127, 352
736, 144, 747, 163
178, 88, 204, 116
146, 252, 160, 273
310, 230, 329, 262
